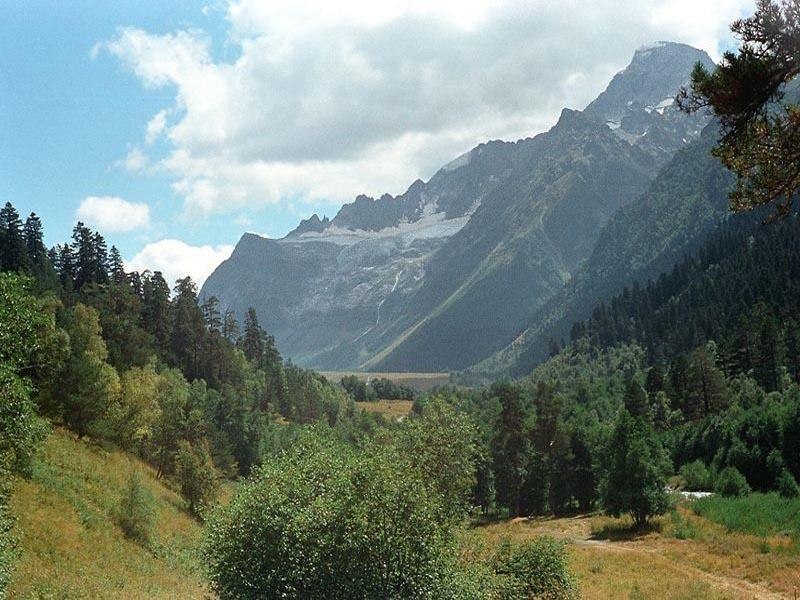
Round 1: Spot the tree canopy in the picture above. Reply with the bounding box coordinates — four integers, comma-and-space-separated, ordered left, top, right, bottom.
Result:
680, 0, 800, 217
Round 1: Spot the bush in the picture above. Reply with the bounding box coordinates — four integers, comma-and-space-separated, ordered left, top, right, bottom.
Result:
174, 441, 218, 518
714, 467, 751, 498
492, 537, 577, 600
776, 469, 800, 498
679, 460, 711, 491
203, 432, 459, 598
117, 471, 156, 545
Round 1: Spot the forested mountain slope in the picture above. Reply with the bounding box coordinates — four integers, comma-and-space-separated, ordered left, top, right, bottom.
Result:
467, 125, 733, 381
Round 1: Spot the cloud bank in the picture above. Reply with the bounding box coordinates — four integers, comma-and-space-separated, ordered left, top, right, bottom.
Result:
76, 196, 151, 232
100, 0, 752, 220
127, 239, 234, 288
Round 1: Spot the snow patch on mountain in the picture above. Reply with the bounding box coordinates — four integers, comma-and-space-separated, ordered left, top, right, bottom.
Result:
284, 205, 478, 247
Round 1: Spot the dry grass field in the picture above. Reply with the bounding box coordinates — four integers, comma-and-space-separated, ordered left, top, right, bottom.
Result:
473, 506, 800, 599
320, 371, 452, 393
8, 428, 209, 599
355, 399, 415, 420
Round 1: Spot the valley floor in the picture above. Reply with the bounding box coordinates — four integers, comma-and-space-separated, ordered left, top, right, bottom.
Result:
10, 428, 800, 599
476, 509, 799, 599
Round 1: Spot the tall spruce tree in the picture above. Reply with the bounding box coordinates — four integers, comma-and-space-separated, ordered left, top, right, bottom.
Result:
0, 202, 29, 273
241, 307, 265, 364
142, 271, 172, 358
490, 382, 534, 517
171, 277, 206, 381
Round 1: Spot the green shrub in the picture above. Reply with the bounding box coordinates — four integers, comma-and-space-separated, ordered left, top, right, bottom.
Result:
492, 537, 577, 600
776, 469, 800, 498
174, 441, 218, 518
118, 472, 154, 536
203, 432, 458, 599
714, 467, 751, 498
669, 510, 699, 540
117, 471, 156, 545
679, 460, 711, 491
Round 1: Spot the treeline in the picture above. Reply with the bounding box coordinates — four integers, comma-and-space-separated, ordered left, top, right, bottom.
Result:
398, 213, 800, 524
0, 201, 373, 520
340, 375, 416, 401
570, 213, 800, 391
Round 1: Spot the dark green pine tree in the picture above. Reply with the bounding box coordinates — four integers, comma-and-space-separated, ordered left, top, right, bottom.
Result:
679, 0, 800, 218
784, 318, 800, 385
754, 304, 782, 391
53, 243, 76, 300
141, 271, 172, 359
241, 307, 265, 364
170, 277, 207, 381
23, 213, 46, 267
686, 343, 728, 418
201, 296, 223, 334
108, 246, 126, 284
91, 232, 110, 285
261, 332, 287, 412
23, 212, 58, 291
0, 202, 30, 273
221, 308, 239, 342
623, 376, 651, 421
667, 354, 690, 416
490, 382, 534, 517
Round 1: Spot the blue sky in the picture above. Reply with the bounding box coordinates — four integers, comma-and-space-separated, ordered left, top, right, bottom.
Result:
0, 0, 750, 285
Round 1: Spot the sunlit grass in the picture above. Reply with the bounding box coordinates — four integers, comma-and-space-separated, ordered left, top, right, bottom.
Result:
8, 428, 208, 599
473, 507, 800, 598
692, 493, 800, 541
355, 399, 414, 420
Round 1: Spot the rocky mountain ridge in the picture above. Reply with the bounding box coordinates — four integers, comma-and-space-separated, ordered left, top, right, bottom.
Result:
201, 42, 715, 372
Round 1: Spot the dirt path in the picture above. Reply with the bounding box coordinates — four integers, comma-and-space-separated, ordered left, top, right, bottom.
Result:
572, 538, 787, 599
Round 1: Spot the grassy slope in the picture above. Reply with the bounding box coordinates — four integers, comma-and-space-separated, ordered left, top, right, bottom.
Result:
8, 428, 208, 599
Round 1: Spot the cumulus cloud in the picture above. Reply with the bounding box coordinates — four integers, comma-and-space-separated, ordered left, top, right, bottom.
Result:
76, 196, 151, 232
99, 0, 752, 220
127, 239, 234, 287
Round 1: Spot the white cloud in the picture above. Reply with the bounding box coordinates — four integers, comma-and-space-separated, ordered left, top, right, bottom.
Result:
117, 147, 149, 172
145, 110, 168, 144
127, 239, 234, 287
100, 0, 753, 221
76, 196, 151, 232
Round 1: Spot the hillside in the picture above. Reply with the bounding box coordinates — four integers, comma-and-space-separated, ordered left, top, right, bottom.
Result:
201, 42, 713, 373
8, 428, 208, 599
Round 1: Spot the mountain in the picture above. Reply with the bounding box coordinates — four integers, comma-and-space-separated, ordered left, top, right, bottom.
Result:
201, 42, 714, 372
464, 125, 733, 381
